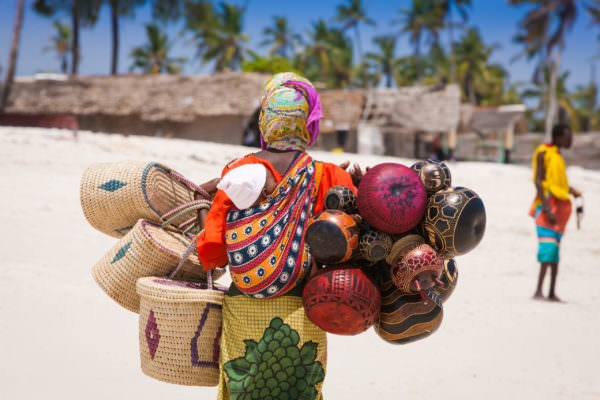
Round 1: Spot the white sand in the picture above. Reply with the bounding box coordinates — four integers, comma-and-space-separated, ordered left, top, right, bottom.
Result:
1, 127, 599, 400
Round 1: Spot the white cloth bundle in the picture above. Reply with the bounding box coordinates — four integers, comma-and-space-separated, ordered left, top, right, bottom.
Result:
217, 164, 267, 210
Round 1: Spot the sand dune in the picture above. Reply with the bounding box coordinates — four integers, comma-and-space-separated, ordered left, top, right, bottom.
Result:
1, 127, 599, 400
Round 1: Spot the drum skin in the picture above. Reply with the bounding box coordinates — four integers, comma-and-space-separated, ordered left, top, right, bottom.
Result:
435, 258, 459, 303
374, 271, 443, 345
305, 210, 359, 264
303, 265, 381, 335
324, 185, 358, 214
420, 186, 486, 258
359, 230, 393, 263
357, 163, 427, 234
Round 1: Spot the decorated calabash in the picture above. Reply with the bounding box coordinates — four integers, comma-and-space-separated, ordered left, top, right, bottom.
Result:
421, 186, 486, 258
357, 163, 427, 234
410, 160, 427, 174
386, 234, 443, 295
303, 265, 381, 335
434, 259, 459, 303
305, 210, 359, 264
324, 185, 358, 214
359, 230, 393, 263
418, 160, 452, 193
374, 276, 443, 345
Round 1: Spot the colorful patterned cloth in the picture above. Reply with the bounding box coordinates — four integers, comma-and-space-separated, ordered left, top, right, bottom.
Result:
531, 195, 571, 263
217, 289, 326, 400
225, 153, 320, 299
259, 72, 322, 151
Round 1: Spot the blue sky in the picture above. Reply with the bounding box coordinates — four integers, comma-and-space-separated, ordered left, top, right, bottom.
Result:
0, 0, 598, 91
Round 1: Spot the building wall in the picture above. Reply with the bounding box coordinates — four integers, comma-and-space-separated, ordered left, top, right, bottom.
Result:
76, 114, 247, 145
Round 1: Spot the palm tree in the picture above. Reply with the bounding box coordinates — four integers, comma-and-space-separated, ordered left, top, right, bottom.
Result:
523, 68, 580, 132
43, 20, 71, 74
510, 0, 578, 140
129, 23, 186, 74
33, 0, 102, 75
0, 0, 25, 111
333, 0, 375, 86
185, 1, 249, 72
107, 0, 145, 75
365, 35, 398, 88
298, 20, 353, 88
260, 16, 302, 59
437, 0, 471, 82
393, 0, 444, 82
453, 27, 500, 104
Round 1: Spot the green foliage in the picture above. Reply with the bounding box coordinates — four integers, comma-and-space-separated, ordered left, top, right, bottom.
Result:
129, 23, 186, 74
260, 16, 302, 59
223, 318, 324, 400
43, 20, 71, 74
241, 54, 297, 75
184, 0, 249, 72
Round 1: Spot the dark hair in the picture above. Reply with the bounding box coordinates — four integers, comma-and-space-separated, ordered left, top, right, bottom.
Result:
552, 124, 570, 143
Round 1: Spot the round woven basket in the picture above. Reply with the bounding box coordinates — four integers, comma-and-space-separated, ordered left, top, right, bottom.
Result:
92, 219, 223, 313
136, 277, 226, 386
80, 161, 208, 238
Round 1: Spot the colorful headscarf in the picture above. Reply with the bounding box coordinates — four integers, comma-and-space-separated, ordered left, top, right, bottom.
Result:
259, 72, 323, 151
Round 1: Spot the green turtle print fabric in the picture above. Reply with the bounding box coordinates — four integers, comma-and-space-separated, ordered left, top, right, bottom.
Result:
217, 294, 326, 400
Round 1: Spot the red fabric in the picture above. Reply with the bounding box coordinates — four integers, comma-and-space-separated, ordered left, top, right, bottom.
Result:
196, 154, 356, 270
528, 194, 572, 234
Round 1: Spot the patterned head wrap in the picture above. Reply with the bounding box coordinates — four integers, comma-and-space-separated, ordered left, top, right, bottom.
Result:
259, 72, 323, 151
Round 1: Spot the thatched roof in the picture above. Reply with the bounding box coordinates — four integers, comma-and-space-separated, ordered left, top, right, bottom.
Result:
319, 90, 365, 132
6, 72, 270, 122
363, 84, 461, 133
460, 104, 528, 136
5, 74, 461, 134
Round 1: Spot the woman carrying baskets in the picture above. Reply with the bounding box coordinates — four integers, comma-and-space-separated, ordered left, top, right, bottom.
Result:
196, 72, 356, 400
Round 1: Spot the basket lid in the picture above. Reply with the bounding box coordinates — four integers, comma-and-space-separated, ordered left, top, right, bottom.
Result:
136, 276, 227, 303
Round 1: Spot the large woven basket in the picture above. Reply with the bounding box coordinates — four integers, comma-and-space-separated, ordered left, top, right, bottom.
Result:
80, 161, 209, 238
137, 277, 226, 386
92, 219, 223, 313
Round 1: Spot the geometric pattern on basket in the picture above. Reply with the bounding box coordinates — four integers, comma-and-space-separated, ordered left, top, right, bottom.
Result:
191, 303, 223, 368
111, 241, 132, 264
97, 179, 128, 192
145, 310, 160, 360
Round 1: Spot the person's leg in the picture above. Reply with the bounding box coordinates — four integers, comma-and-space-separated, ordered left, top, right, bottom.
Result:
534, 262, 549, 298
548, 262, 561, 301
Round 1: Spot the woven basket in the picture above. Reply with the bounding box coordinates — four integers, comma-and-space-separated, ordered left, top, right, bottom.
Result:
92, 219, 223, 313
80, 161, 209, 238
137, 277, 226, 386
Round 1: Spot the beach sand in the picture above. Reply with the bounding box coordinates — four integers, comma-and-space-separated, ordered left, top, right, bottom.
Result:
1, 127, 599, 400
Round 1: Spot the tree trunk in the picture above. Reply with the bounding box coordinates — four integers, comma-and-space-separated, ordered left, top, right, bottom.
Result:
415, 37, 421, 84
72, 0, 80, 75
61, 53, 68, 74
448, 8, 456, 83
545, 52, 561, 142
354, 25, 367, 88
0, 0, 25, 112
110, 2, 118, 75
386, 72, 392, 88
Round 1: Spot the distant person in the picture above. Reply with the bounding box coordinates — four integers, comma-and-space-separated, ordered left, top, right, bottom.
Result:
530, 124, 581, 301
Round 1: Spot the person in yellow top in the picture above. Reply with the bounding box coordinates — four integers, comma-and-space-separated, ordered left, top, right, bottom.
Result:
529, 124, 581, 301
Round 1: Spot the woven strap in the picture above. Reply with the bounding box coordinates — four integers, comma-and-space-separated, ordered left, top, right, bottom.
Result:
168, 239, 213, 289
160, 201, 211, 228
170, 170, 212, 199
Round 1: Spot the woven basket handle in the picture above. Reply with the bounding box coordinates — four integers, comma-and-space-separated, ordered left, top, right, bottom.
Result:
160, 201, 211, 228
169, 170, 212, 199
168, 240, 213, 290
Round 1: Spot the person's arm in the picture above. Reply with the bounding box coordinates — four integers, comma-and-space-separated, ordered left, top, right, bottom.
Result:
535, 151, 556, 225
569, 187, 582, 197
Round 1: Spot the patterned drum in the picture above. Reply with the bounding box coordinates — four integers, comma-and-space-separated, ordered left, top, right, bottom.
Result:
303, 265, 381, 335
435, 259, 459, 303
386, 235, 443, 294
305, 210, 359, 264
374, 276, 443, 345
421, 186, 486, 257
359, 230, 393, 263
417, 160, 451, 193
324, 185, 358, 214
357, 163, 427, 234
